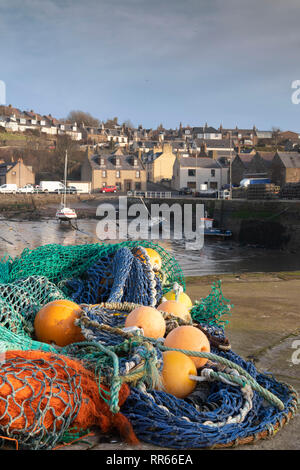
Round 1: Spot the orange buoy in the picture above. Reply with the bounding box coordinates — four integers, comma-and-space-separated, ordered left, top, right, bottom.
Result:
157, 300, 191, 322
34, 299, 85, 347
160, 351, 197, 398
163, 291, 193, 310
135, 247, 162, 271
125, 306, 166, 339
164, 325, 210, 368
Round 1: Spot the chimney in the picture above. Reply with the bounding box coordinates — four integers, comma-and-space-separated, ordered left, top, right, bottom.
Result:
200, 142, 207, 156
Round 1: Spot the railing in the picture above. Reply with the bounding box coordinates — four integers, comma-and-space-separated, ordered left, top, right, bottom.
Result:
127, 191, 173, 198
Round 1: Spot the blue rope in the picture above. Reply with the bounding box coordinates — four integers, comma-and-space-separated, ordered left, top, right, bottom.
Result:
121, 346, 296, 448
64, 247, 163, 307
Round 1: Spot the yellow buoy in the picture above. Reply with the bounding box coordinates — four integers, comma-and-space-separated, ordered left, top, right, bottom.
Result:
34, 299, 84, 347
135, 247, 162, 271
157, 300, 191, 322
164, 290, 193, 309
160, 351, 197, 398
125, 306, 166, 339
164, 325, 210, 368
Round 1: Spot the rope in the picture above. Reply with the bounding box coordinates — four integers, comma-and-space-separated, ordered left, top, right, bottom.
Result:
159, 345, 285, 411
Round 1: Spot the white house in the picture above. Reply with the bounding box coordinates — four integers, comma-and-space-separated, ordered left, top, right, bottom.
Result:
106, 129, 128, 147
192, 126, 222, 140
41, 126, 58, 136
172, 155, 228, 191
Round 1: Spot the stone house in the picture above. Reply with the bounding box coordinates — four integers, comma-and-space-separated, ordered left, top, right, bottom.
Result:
244, 152, 275, 179
221, 126, 258, 146
141, 143, 176, 182
0, 158, 35, 187
81, 149, 146, 192
231, 151, 275, 185
271, 151, 300, 187
231, 154, 253, 185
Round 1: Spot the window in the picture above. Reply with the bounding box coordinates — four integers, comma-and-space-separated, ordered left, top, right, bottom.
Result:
135, 182, 141, 190
100, 158, 105, 165
116, 158, 120, 166
116, 170, 120, 178
211, 169, 215, 177
188, 169, 196, 177
136, 171, 140, 178
102, 170, 106, 177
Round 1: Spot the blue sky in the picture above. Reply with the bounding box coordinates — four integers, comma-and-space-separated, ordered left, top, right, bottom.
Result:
1, 0, 300, 130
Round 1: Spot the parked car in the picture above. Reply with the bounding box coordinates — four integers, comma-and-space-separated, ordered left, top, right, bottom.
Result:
0, 184, 18, 193
178, 187, 193, 195
18, 184, 35, 193
54, 186, 77, 194
195, 189, 218, 198
101, 185, 117, 193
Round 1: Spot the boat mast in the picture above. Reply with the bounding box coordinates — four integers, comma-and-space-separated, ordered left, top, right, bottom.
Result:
63, 149, 68, 207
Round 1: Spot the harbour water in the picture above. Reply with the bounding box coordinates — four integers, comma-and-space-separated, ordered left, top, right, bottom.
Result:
0, 218, 299, 276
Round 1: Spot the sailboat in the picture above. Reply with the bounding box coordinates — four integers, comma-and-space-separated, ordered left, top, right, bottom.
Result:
56, 150, 77, 222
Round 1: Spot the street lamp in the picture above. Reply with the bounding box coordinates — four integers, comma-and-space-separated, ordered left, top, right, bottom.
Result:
229, 131, 232, 199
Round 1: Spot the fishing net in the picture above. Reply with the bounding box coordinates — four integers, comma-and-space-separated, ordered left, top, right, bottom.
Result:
0, 350, 138, 450
0, 276, 66, 337
63, 246, 164, 307
3, 240, 185, 292
190, 280, 233, 327
0, 240, 297, 450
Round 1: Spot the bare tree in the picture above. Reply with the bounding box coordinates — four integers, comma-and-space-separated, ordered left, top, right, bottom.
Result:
122, 119, 134, 129
66, 110, 100, 127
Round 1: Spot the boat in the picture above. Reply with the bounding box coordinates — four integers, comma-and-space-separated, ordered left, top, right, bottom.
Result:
200, 217, 232, 239
137, 196, 167, 230
56, 150, 77, 223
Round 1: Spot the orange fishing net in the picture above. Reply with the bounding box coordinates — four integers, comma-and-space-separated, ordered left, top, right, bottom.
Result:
0, 350, 139, 449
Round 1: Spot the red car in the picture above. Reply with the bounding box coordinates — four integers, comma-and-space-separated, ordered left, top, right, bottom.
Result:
101, 185, 117, 193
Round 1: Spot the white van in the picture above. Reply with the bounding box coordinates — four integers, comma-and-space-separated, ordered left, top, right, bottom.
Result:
39, 181, 66, 193
0, 184, 18, 193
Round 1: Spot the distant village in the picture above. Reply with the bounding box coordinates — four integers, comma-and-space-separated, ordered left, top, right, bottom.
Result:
0, 104, 300, 197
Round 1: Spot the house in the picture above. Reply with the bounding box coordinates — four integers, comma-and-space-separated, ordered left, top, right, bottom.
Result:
192, 139, 235, 159
141, 143, 176, 182
0, 158, 35, 187
231, 154, 255, 185
81, 149, 146, 192
80, 125, 107, 145
221, 126, 258, 146
277, 131, 300, 144
192, 125, 222, 140
106, 129, 128, 147
172, 155, 228, 191
271, 151, 300, 187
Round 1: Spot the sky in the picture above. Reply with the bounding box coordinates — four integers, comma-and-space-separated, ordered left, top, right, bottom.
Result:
1, 0, 300, 131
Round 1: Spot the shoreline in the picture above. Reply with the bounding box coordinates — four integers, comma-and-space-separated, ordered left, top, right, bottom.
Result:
185, 271, 300, 284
